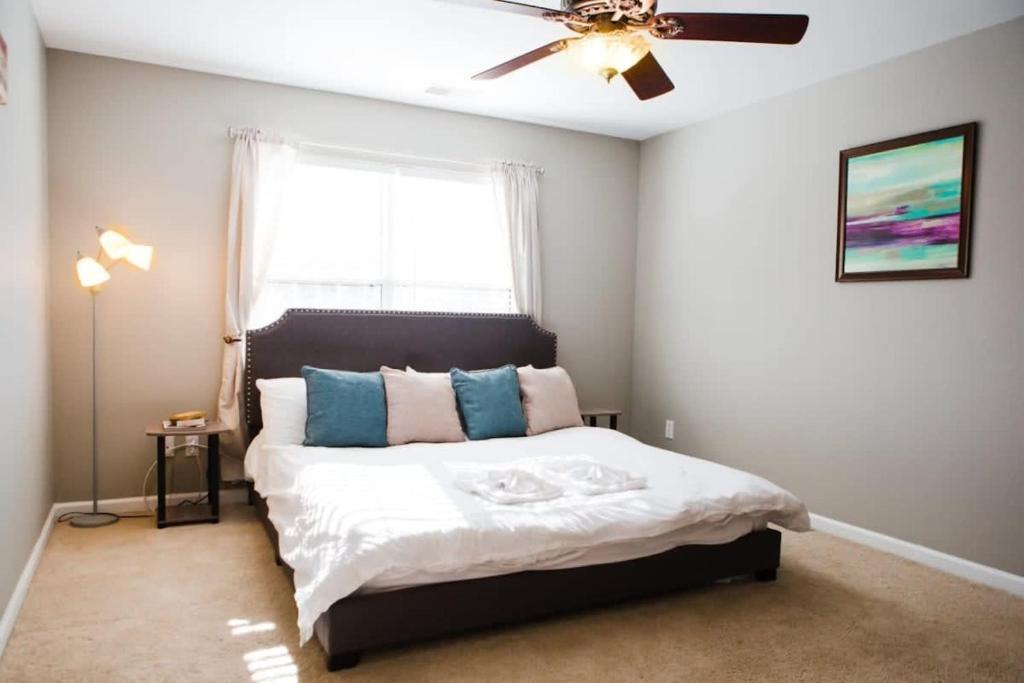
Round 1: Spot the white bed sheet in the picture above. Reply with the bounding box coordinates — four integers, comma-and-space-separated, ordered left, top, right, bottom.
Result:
246, 427, 809, 643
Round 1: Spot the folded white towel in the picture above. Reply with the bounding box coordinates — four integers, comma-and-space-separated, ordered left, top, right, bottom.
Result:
542, 457, 647, 496
450, 456, 646, 504
452, 468, 564, 505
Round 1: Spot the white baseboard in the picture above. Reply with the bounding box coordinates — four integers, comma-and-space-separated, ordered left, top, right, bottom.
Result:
810, 512, 1024, 597
1, 487, 251, 659
52, 488, 248, 516
0, 503, 56, 660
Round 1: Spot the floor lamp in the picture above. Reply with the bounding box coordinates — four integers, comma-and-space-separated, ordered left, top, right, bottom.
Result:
72, 226, 154, 528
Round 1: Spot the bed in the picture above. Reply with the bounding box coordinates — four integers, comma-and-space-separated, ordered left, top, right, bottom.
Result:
244, 309, 809, 671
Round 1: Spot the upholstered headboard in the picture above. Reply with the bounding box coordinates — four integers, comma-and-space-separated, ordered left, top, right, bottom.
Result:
243, 309, 557, 439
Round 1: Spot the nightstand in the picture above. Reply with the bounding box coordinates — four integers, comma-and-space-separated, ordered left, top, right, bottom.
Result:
144, 420, 228, 528
581, 409, 623, 430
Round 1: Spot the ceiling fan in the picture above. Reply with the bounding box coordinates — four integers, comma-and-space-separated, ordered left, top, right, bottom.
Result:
457, 0, 809, 101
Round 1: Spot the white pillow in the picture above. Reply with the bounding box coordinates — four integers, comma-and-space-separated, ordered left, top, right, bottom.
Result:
256, 377, 307, 446
382, 366, 464, 446
517, 365, 584, 436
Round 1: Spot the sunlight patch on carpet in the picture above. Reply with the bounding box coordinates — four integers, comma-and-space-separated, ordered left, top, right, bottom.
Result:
228, 618, 278, 635
241, 637, 298, 683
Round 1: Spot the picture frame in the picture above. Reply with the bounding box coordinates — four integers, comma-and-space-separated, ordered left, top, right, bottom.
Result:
835, 122, 977, 282
0, 32, 8, 106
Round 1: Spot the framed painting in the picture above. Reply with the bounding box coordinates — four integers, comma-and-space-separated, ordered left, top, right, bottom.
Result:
0, 32, 7, 106
836, 122, 976, 282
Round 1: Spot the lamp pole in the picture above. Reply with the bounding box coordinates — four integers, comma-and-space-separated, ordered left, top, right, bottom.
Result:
71, 288, 118, 527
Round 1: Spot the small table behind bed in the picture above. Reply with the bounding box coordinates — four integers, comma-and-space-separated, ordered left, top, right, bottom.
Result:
245, 309, 780, 672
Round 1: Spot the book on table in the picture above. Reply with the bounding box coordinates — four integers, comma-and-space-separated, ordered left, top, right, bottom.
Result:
163, 411, 207, 430
162, 419, 206, 430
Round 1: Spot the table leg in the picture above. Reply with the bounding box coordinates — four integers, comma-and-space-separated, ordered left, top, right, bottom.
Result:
156, 436, 166, 528
208, 434, 220, 522
610, 414, 618, 431
588, 415, 597, 427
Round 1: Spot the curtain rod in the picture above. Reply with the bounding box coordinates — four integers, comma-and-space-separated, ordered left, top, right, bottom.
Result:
228, 127, 544, 175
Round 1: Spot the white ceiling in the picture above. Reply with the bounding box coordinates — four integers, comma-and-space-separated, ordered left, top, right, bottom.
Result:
32, 0, 1024, 140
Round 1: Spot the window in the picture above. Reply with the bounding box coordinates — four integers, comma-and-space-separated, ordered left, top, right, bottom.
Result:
251, 149, 513, 328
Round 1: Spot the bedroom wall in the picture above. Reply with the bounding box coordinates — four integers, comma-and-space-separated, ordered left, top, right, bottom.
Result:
45, 50, 640, 501
632, 17, 1024, 575
0, 0, 52, 626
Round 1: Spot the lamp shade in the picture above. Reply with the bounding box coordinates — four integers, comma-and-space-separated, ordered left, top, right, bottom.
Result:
96, 226, 154, 271
97, 227, 133, 260
124, 243, 154, 271
76, 254, 111, 288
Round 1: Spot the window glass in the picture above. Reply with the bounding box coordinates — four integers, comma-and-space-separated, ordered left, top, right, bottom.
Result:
251, 153, 513, 328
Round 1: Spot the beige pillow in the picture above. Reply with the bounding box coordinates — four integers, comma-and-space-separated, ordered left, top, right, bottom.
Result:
517, 365, 584, 436
381, 366, 464, 446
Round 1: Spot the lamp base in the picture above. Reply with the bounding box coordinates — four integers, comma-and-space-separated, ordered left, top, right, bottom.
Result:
70, 512, 119, 528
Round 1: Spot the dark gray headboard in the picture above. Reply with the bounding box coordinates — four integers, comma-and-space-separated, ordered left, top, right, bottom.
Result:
244, 309, 557, 439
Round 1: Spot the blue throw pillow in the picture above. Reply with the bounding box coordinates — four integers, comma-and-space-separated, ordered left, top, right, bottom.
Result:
449, 364, 527, 441
302, 366, 387, 448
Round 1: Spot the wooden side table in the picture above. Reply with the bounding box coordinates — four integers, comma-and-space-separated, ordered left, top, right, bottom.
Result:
145, 420, 229, 529
581, 409, 623, 430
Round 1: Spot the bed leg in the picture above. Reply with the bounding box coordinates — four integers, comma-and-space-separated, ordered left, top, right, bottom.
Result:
755, 568, 778, 582
326, 651, 362, 671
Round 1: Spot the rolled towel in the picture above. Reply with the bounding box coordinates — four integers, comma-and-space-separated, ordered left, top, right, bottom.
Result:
453, 468, 564, 505
542, 457, 647, 496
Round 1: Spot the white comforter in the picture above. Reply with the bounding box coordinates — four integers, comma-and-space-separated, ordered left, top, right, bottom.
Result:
254, 427, 810, 643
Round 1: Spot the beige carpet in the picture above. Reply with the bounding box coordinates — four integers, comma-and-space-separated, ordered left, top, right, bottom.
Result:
1, 505, 1021, 682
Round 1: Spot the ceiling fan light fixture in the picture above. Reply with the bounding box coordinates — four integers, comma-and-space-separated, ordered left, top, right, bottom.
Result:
569, 30, 650, 82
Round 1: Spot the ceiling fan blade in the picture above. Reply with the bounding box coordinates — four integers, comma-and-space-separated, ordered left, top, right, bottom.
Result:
473, 39, 574, 80
437, 0, 573, 20
622, 52, 675, 101
651, 13, 809, 44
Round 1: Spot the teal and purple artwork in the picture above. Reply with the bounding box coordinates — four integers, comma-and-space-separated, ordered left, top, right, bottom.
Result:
837, 123, 975, 281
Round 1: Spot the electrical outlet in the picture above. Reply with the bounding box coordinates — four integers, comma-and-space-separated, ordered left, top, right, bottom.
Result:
165, 435, 176, 458
185, 436, 200, 458
664, 420, 675, 440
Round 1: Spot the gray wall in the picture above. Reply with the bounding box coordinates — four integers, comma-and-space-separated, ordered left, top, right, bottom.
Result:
0, 0, 52, 618
632, 18, 1024, 575
46, 51, 640, 501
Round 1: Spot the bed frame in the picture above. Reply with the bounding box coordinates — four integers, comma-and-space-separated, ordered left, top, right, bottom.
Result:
245, 309, 781, 671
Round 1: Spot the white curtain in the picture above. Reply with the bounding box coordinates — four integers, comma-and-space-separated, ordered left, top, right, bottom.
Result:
217, 128, 298, 463
492, 161, 543, 322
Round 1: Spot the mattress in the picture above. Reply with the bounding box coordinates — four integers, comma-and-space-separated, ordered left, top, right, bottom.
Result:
246, 427, 810, 643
